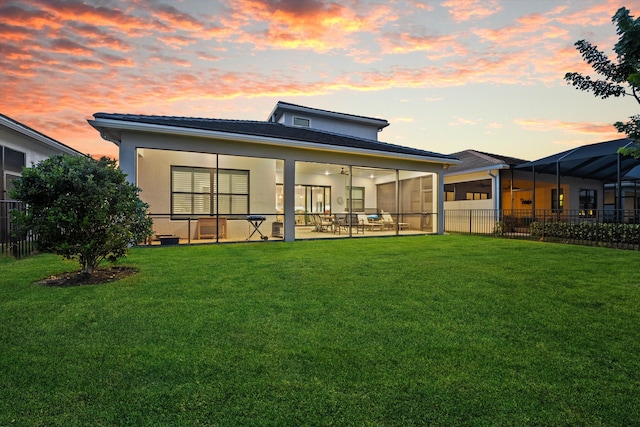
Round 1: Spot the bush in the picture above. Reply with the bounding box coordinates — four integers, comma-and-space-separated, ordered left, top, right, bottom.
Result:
10, 154, 153, 275
530, 220, 640, 245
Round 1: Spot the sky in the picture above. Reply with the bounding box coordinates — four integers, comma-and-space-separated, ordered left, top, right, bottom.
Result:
2, 0, 639, 161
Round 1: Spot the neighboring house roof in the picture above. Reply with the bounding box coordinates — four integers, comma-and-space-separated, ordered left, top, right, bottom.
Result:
446, 149, 528, 174
267, 101, 390, 130
0, 113, 83, 156
516, 138, 640, 182
90, 112, 458, 163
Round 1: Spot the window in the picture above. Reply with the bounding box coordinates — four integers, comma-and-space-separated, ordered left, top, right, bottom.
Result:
3, 146, 26, 172
552, 188, 564, 211
444, 180, 491, 201
5, 173, 21, 199
579, 189, 597, 217
347, 186, 364, 212
293, 117, 310, 127
295, 185, 331, 213
466, 192, 488, 200
171, 166, 248, 216
214, 169, 249, 215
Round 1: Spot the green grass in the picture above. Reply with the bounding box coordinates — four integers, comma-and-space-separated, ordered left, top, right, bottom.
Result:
1, 235, 639, 426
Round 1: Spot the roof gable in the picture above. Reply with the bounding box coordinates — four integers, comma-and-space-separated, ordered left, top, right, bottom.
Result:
268, 101, 389, 130
0, 113, 82, 156
446, 149, 527, 173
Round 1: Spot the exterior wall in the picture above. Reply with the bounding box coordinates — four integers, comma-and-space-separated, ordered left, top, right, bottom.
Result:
0, 126, 76, 167
504, 169, 604, 211
277, 112, 380, 140
444, 169, 500, 211
117, 129, 447, 240
0, 124, 80, 200
137, 148, 278, 241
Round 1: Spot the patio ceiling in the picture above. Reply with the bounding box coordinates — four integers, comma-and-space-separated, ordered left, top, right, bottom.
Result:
515, 138, 640, 183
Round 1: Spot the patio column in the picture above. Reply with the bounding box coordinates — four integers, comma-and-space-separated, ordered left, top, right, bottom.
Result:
283, 158, 296, 242
437, 169, 445, 234
119, 143, 137, 185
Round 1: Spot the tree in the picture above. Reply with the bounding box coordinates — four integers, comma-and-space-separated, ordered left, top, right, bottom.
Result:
564, 7, 640, 155
10, 154, 153, 276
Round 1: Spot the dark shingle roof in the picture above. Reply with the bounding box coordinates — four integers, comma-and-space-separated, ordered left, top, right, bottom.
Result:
92, 112, 456, 161
446, 149, 527, 172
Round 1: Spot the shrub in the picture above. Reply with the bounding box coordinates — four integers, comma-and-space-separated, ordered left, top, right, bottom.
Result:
10, 154, 153, 275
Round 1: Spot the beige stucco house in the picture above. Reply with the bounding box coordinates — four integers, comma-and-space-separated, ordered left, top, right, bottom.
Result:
89, 102, 459, 243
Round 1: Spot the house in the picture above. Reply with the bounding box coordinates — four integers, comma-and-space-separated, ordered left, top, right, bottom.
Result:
444, 140, 640, 233
515, 138, 640, 219
1, 113, 83, 200
444, 150, 528, 211
1, 113, 83, 249
88, 101, 460, 243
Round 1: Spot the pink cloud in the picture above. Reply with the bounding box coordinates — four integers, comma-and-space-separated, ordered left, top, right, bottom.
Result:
515, 118, 621, 137
441, 0, 502, 22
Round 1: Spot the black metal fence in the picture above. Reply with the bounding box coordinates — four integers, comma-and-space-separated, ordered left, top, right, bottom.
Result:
445, 209, 640, 250
1, 200, 36, 258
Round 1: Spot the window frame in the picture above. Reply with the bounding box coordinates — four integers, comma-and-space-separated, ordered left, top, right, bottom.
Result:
171, 166, 249, 218
579, 189, 597, 217
293, 116, 310, 127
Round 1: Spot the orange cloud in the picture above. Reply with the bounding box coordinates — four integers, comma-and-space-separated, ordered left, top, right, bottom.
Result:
229, 0, 395, 52
449, 117, 481, 126
34, 0, 166, 35
380, 32, 468, 59
515, 118, 621, 137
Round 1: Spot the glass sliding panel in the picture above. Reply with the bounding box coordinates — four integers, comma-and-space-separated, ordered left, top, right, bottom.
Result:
294, 161, 347, 239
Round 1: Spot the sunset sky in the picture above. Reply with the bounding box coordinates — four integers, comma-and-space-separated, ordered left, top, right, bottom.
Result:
2, 0, 638, 161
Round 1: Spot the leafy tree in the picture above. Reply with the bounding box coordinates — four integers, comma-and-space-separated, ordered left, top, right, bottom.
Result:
564, 7, 640, 155
10, 154, 153, 276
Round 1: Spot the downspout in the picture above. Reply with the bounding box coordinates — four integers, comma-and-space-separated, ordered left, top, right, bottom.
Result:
488, 169, 499, 223
556, 160, 561, 219
532, 164, 536, 220
617, 151, 622, 220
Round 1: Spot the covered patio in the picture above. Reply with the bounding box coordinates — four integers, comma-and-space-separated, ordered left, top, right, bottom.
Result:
88, 105, 458, 243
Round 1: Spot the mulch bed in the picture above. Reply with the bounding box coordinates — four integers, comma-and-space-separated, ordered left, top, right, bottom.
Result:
37, 266, 138, 287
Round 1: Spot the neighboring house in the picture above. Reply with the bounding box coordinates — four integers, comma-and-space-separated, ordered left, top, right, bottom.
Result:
444, 140, 640, 232
1, 113, 83, 200
444, 150, 528, 212
88, 101, 460, 242
1, 113, 83, 245
515, 138, 640, 216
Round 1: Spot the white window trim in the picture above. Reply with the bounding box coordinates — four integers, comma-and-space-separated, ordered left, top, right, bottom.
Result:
293, 116, 310, 127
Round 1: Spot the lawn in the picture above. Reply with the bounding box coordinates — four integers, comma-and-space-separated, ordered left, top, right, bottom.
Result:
1, 235, 639, 426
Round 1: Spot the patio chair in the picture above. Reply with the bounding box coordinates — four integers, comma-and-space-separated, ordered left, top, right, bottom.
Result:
333, 214, 349, 234
381, 213, 395, 230
358, 214, 383, 231
311, 214, 331, 232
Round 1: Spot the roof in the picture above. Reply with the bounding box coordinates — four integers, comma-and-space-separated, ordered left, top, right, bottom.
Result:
90, 112, 457, 162
0, 113, 83, 156
267, 101, 390, 129
515, 138, 640, 182
446, 149, 528, 173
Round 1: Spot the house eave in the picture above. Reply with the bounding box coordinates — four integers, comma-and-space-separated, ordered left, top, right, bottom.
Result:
445, 164, 511, 176
1, 115, 83, 156
88, 118, 459, 166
